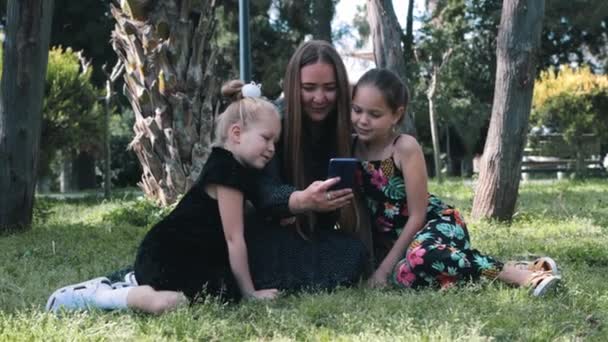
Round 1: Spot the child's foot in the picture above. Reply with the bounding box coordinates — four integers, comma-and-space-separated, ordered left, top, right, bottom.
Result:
506, 257, 560, 276
527, 271, 561, 297
45, 277, 112, 313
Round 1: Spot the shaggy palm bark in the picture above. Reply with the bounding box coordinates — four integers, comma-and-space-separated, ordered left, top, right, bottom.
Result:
110, 0, 221, 206
0, 0, 54, 232
367, 0, 416, 136
471, 0, 545, 221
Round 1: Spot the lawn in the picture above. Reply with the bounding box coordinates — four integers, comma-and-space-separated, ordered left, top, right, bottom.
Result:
1, 179, 607, 341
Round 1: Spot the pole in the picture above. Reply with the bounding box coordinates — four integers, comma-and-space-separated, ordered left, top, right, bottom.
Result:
239, 0, 251, 82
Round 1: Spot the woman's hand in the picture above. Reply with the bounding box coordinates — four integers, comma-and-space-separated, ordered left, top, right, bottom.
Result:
368, 268, 390, 289
247, 288, 280, 300
279, 216, 296, 226
292, 177, 354, 213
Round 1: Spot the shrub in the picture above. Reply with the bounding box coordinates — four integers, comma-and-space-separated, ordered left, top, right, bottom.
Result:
101, 197, 175, 227
532, 65, 608, 144
40, 47, 103, 179
108, 109, 141, 187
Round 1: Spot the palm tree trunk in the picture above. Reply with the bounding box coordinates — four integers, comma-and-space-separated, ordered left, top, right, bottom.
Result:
110, 1, 221, 206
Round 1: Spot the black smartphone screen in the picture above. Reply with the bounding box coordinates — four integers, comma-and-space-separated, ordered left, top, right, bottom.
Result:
327, 158, 359, 190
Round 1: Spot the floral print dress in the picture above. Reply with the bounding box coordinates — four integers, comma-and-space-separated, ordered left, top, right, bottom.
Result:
359, 154, 504, 289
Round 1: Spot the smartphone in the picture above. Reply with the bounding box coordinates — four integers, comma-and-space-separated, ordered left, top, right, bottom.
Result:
327, 158, 360, 190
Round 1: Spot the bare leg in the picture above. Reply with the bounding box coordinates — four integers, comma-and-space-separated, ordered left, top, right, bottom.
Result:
497, 263, 561, 296
126, 285, 188, 314
497, 263, 534, 286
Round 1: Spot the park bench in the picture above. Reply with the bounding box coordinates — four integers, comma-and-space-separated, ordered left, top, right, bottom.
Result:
521, 133, 605, 179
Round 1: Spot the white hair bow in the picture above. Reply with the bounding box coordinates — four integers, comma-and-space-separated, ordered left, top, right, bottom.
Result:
242, 82, 262, 98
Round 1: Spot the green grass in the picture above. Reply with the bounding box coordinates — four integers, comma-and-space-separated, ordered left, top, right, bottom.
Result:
1, 179, 607, 341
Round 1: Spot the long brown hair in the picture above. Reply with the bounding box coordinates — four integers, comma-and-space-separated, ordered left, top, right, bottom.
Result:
282, 40, 359, 235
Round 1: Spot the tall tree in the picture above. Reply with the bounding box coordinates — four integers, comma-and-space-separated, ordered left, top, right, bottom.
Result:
215, 0, 314, 98
471, 0, 545, 221
0, 0, 54, 231
312, 0, 334, 42
111, 1, 221, 206
1, 0, 116, 86
403, 0, 414, 61
367, 0, 416, 136
426, 49, 452, 183
49, 0, 115, 85
540, 0, 608, 71
274, 0, 337, 42
40, 47, 103, 191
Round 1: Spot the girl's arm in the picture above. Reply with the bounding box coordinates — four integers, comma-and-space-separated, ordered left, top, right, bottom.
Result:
371, 135, 429, 286
216, 185, 278, 299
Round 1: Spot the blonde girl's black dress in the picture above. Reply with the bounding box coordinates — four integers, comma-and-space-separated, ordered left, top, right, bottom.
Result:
134, 147, 256, 301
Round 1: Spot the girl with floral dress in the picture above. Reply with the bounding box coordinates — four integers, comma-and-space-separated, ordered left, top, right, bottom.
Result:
351, 68, 561, 296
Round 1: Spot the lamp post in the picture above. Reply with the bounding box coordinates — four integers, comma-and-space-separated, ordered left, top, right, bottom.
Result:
239, 0, 251, 82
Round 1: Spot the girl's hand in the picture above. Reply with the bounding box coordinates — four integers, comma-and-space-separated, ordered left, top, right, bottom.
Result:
368, 269, 390, 289
295, 177, 354, 212
248, 288, 280, 300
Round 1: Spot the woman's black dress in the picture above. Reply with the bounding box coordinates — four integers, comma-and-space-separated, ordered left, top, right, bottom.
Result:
134, 147, 256, 301
245, 123, 369, 293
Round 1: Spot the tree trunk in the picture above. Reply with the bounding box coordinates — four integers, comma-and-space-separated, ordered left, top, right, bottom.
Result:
73, 151, 96, 190
312, 0, 334, 42
103, 79, 112, 199
110, 1, 221, 206
59, 153, 73, 193
102, 61, 124, 200
427, 69, 443, 183
471, 0, 545, 221
0, 0, 54, 232
403, 0, 414, 60
425, 49, 451, 183
367, 0, 416, 136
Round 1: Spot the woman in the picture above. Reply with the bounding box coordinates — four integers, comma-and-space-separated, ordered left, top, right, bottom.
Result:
46, 40, 370, 313
245, 39, 370, 293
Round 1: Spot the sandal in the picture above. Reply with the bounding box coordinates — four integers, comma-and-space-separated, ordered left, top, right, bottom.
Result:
527, 271, 561, 297
45, 277, 112, 313
506, 257, 560, 276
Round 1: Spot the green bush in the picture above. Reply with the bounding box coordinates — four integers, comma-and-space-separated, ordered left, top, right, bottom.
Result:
101, 197, 174, 227
109, 109, 141, 187
532, 65, 608, 144
39, 47, 103, 180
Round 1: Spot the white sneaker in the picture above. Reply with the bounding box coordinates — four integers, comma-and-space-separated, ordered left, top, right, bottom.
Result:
123, 271, 138, 286
45, 277, 112, 313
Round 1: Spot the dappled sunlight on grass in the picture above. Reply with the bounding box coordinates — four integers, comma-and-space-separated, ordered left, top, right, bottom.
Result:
1, 179, 607, 340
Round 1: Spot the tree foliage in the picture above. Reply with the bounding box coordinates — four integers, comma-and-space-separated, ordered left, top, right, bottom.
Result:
214, 0, 338, 98
412, 0, 501, 165
531, 65, 608, 143
40, 47, 102, 177
49, 0, 115, 85
2, 0, 114, 86
541, 0, 608, 71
